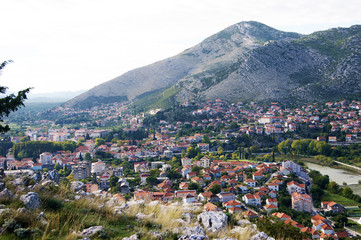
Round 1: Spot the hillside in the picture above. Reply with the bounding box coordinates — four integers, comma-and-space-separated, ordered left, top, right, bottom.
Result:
64, 21, 361, 109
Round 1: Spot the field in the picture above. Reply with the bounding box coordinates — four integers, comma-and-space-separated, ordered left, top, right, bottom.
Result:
322, 191, 359, 206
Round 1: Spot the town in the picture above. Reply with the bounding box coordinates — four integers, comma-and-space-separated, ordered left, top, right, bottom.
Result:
2, 99, 361, 239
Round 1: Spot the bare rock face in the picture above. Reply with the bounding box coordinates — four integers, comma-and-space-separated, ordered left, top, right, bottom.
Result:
20, 192, 41, 210
175, 226, 208, 240
42, 170, 60, 183
122, 234, 138, 240
81, 226, 105, 237
250, 232, 275, 240
0, 188, 13, 201
70, 181, 86, 192
0, 182, 5, 191
197, 211, 228, 232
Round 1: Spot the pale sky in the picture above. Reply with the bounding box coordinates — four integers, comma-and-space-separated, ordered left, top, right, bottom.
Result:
0, 0, 360, 94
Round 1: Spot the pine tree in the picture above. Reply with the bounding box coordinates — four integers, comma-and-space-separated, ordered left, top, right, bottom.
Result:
0, 60, 31, 133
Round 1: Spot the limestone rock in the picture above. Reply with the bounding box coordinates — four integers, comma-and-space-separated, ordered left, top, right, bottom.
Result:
174, 226, 207, 240
0, 208, 10, 215
0, 188, 13, 201
250, 232, 275, 240
17, 207, 31, 215
136, 212, 154, 220
20, 192, 41, 210
42, 170, 60, 183
70, 181, 86, 192
81, 226, 105, 237
197, 211, 228, 232
122, 234, 138, 240
237, 220, 251, 226
32, 172, 42, 182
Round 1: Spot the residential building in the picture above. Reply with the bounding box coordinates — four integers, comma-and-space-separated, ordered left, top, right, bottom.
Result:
291, 192, 312, 212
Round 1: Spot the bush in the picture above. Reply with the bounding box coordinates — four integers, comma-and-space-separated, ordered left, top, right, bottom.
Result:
14, 227, 31, 238
2, 218, 20, 233
46, 198, 63, 211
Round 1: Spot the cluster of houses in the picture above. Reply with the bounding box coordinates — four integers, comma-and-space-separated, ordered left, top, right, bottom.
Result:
8, 99, 361, 149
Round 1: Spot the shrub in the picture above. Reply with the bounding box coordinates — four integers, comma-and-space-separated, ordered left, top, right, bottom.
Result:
2, 218, 20, 233
14, 227, 31, 238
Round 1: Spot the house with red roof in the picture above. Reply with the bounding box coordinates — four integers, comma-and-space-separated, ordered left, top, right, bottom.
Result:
272, 212, 291, 221
242, 193, 261, 206
321, 201, 344, 213
287, 181, 306, 194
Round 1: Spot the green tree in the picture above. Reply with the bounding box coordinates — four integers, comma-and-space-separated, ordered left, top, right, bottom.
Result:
149, 169, 161, 178
217, 146, 224, 155
20, 136, 30, 142
328, 181, 339, 193
95, 138, 105, 148
166, 169, 181, 180
192, 165, 201, 173
342, 187, 353, 198
54, 163, 61, 171
146, 176, 158, 186
209, 184, 221, 194
202, 135, 210, 144
229, 122, 238, 130
188, 182, 200, 191
84, 152, 91, 161
110, 175, 119, 188
0, 61, 31, 133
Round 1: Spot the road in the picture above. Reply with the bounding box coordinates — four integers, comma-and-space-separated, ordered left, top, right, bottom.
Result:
334, 161, 361, 172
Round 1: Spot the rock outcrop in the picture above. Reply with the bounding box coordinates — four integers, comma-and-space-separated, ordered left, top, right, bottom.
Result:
80, 226, 105, 237
197, 211, 228, 232
70, 181, 86, 192
0, 188, 13, 202
175, 226, 208, 240
20, 192, 41, 210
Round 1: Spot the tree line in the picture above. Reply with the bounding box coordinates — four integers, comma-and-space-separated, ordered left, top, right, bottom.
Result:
12, 140, 78, 160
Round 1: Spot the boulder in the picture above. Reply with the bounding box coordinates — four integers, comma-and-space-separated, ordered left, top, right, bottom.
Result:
41, 180, 56, 187
136, 212, 155, 220
250, 232, 275, 240
20, 192, 41, 210
47, 170, 60, 183
12, 178, 24, 186
17, 207, 31, 215
0, 188, 13, 201
122, 234, 138, 240
70, 181, 86, 192
32, 172, 42, 182
176, 226, 208, 240
0, 182, 5, 191
0, 208, 10, 215
213, 238, 237, 240
197, 211, 228, 232
81, 226, 105, 237
37, 211, 49, 225
237, 220, 251, 226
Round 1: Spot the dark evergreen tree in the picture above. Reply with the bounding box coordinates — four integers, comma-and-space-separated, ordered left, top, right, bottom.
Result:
0, 61, 31, 133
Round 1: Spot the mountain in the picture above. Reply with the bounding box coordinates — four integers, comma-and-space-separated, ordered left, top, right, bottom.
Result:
64, 21, 361, 109
27, 90, 86, 103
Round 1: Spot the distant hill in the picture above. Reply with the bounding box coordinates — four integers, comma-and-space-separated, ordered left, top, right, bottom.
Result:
27, 90, 86, 103
64, 21, 361, 109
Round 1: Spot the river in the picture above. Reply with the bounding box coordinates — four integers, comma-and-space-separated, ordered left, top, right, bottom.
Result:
305, 162, 361, 185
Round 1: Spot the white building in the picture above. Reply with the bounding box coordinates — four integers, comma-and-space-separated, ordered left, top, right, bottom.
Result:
200, 156, 210, 168
91, 161, 106, 175
39, 152, 52, 165
181, 157, 192, 167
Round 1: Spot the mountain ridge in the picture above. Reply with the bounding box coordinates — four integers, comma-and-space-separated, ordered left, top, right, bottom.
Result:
64, 21, 360, 109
